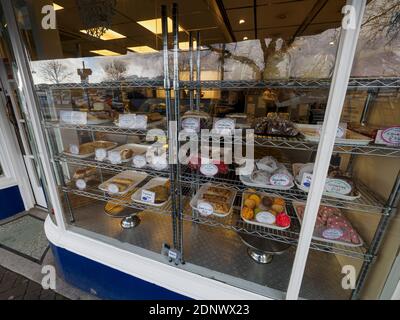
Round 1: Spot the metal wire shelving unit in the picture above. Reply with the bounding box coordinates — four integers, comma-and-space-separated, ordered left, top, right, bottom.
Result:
33, 2, 400, 301
180, 166, 388, 215
180, 77, 400, 90
61, 185, 173, 215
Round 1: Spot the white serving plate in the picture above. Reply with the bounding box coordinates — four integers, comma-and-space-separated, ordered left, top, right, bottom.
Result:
106, 144, 149, 163
292, 163, 361, 201
98, 170, 148, 195
239, 174, 294, 191
131, 177, 170, 207
64, 141, 118, 159
296, 124, 372, 146
292, 201, 364, 247
240, 190, 290, 231
190, 183, 237, 218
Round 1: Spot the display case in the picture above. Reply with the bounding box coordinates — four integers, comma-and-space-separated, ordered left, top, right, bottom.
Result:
2, 0, 400, 300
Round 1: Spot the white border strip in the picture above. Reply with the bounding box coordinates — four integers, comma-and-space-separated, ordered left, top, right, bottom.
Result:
286, 0, 366, 300
3, 0, 65, 228
45, 217, 269, 300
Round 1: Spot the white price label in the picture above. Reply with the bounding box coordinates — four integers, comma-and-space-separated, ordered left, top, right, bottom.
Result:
200, 163, 219, 176
69, 144, 79, 155
107, 183, 119, 194
182, 118, 200, 133
168, 250, 177, 260
301, 172, 313, 188
75, 179, 87, 190
141, 189, 155, 204
322, 228, 343, 240
214, 118, 235, 135
270, 173, 291, 186
95, 148, 107, 161
376, 127, 400, 146
108, 150, 122, 164
60, 111, 87, 125
118, 114, 148, 130
324, 179, 352, 195
317, 123, 347, 138
255, 211, 276, 225
197, 201, 214, 216
133, 155, 147, 168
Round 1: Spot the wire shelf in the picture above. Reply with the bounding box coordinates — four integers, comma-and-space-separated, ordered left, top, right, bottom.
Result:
182, 196, 371, 261
35, 78, 400, 91
61, 185, 172, 214
180, 77, 400, 90
36, 79, 164, 90
45, 120, 400, 157
180, 166, 388, 214
189, 134, 400, 158
43, 121, 163, 136
54, 154, 170, 178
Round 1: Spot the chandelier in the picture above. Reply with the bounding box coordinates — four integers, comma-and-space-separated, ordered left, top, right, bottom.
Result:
76, 0, 117, 39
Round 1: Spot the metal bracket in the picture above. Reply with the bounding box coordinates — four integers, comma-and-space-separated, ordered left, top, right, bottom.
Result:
161, 243, 183, 265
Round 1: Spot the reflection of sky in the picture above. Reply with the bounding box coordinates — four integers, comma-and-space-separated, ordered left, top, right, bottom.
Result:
30, 52, 164, 84
30, 9, 400, 85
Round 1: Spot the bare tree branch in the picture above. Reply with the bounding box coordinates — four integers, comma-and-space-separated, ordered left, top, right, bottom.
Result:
39, 61, 73, 84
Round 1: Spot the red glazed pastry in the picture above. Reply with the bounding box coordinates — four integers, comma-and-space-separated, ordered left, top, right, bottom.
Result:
276, 212, 291, 228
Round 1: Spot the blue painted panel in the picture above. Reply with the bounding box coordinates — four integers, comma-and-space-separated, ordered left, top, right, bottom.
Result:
50, 244, 189, 300
0, 185, 25, 220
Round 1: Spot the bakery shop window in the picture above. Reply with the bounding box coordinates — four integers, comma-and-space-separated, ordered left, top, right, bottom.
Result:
5, 0, 400, 300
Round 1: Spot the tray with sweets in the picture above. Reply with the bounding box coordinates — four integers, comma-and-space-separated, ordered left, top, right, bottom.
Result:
295, 124, 372, 146
104, 144, 149, 163
64, 140, 117, 158
190, 183, 237, 217
131, 177, 170, 207
240, 190, 291, 230
98, 170, 148, 195
292, 201, 363, 247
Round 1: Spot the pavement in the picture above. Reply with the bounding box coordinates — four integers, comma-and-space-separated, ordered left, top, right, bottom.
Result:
0, 266, 68, 300
0, 208, 97, 300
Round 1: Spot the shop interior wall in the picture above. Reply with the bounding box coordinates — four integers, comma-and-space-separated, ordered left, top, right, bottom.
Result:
336, 92, 400, 299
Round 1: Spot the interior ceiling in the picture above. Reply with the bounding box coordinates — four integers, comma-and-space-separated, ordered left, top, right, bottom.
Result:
50, 0, 346, 57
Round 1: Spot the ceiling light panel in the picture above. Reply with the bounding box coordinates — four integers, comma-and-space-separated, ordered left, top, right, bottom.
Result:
127, 46, 157, 53
53, 3, 64, 11
80, 29, 126, 40
90, 49, 121, 56
137, 18, 184, 34
179, 41, 197, 50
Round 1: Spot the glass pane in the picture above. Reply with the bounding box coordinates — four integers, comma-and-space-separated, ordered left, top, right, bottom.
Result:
9, 0, 169, 256
8, 0, 389, 301
299, 0, 400, 300
175, 0, 344, 299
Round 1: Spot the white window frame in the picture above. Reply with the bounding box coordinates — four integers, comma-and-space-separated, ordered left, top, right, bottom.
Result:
4, 0, 387, 301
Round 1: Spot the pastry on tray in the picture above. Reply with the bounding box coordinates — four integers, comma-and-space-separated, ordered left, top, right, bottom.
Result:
104, 189, 136, 215
295, 204, 362, 245
104, 178, 134, 193
145, 180, 170, 204
76, 141, 115, 155
204, 186, 232, 198
254, 113, 299, 137
241, 192, 291, 228
72, 167, 97, 180
197, 185, 233, 214
120, 148, 134, 160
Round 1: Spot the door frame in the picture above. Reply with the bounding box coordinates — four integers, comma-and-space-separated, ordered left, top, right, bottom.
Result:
0, 59, 48, 208
0, 81, 35, 210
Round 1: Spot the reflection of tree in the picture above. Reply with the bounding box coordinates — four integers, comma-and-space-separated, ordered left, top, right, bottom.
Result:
362, 0, 400, 44
39, 61, 73, 84
103, 60, 127, 81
